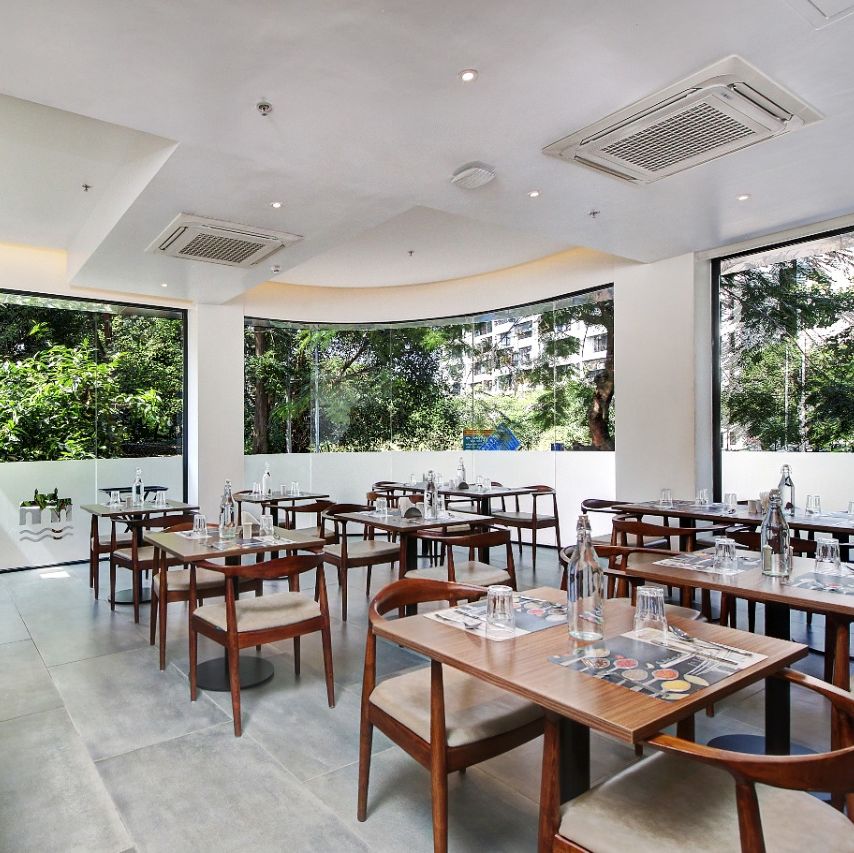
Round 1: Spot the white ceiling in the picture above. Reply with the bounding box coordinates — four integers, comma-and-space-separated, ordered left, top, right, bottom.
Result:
0, 0, 853, 302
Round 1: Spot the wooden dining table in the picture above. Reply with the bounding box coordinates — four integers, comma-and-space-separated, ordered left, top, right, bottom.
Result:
234, 490, 330, 525
145, 525, 324, 690
81, 499, 199, 604
374, 589, 806, 805
381, 481, 537, 517
330, 509, 493, 574
619, 498, 854, 541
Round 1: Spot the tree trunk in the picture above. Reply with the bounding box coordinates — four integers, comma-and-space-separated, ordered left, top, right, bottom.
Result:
252, 329, 271, 454
588, 305, 615, 450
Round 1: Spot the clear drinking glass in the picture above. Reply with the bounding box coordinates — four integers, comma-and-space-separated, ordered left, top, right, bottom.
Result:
259, 514, 274, 537
660, 488, 673, 509
695, 488, 709, 506
252, 482, 262, 497
109, 490, 121, 506
713, 537, 738, 574
724, 492, 738, 514
476, 476, 485, 490
155, 490, 167, 507
634, 587, 668, 641
815, 537, 841, 575
280, 484, 287, 496
437, 495, 446, 516
193, 514, 208, 538
241, 522, 253, 541
809, 494, 822, 515
485, 585, 516, 639
375, 497, 388, 516
410, 472, 417, 485
290, 481, 299, 496
848, 500, 854, 515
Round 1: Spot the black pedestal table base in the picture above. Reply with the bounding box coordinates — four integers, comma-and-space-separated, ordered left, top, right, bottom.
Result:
113, 587, 151, 605
196, 654, 275, 691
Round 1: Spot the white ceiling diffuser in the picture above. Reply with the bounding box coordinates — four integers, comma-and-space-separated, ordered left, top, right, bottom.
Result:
543, 55, 822, 184
450, 161, 496, 189
147, 213, 302, 268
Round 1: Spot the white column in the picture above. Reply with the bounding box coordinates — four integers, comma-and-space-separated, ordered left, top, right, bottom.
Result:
186, 303, 245, 518
613, 253, 709, 501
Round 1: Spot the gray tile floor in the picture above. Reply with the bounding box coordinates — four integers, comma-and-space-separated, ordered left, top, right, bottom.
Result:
0, 547, 847, 852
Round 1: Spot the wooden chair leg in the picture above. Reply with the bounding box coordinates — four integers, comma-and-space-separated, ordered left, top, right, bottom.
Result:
341, 566, 349, 622
159, 583, 168, 671
149, 588, 158, 646
366, 564, 373, 596
109, 560, 117, 611
824, 616, 835, 684
531, 527, 537, 572
132, 571, 141, 623
700, 589, 712, 621
748, 600, 756, 633
227, 644, 242, 737
517, 527, 523, 557
321, 623, 335, 708
357, 718, 373, 821
430, 758, 449, 853
294, 637, 301, 676
189, 623, 198, 701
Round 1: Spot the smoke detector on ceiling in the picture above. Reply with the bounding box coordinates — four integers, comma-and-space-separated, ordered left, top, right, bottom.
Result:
146, 214, 302, 268
543, 55, 822, 184
450, 162, 496, 189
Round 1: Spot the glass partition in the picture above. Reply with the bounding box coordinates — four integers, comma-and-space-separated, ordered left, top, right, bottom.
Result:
714, 229, 854, 506
0, 291, 186, 571
244, 286, 614, 453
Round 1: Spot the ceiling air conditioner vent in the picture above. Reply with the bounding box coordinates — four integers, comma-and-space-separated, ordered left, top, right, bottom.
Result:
543, 55, 821, 184
147, 214, 302, 268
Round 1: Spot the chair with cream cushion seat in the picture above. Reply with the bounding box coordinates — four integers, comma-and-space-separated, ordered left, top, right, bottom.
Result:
282, 498, 336, 543
109, 511, 197, 623
323, 503, 399, 621
406, 527, 517, 590
491, 484, 561, 572
358, 579, 544, 853
559, 544, 703, 621
538, 668, 854, 852
149, 521, 263, 671
189, 552, 334, 737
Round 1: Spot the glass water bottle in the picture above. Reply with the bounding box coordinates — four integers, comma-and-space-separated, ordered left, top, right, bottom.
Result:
261, 463, 272, 497
424, 470, 438, 519
220, 479, 237, 539
778, 465, 795, 515
567, 515, 604, 641
457, 457, 466, 485
761, 489, 791, 578
131, 468, 144, 506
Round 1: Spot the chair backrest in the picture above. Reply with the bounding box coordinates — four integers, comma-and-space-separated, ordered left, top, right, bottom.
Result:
286, 499, 335, 528
417, 526, 515, 583
324, 503, 372, 539
141, 512, 197, 531
581, 498, 628, 514
611, 517, 729, 551
729, 527, 818, 556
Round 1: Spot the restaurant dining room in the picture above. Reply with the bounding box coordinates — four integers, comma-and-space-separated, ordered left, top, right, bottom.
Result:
2, 2, 854, 851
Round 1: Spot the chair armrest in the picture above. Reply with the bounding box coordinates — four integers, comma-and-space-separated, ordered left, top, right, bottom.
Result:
196, 555, 323, 581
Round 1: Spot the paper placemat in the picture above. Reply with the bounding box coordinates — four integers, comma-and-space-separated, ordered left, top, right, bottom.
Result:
790, 570, 854, 595
653, 552, 755, 574
549, 628, 765, 701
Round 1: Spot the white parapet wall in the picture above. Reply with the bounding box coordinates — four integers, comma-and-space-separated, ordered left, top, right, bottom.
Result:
244, 450, 616, 544
722, 451, 854, 514
0, 456, 184, 571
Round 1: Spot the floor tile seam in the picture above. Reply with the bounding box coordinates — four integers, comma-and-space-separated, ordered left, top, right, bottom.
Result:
92, 719, 235, 765
298, 744, 397, 784
0, 699, 67, 726
43, 636, 154, 672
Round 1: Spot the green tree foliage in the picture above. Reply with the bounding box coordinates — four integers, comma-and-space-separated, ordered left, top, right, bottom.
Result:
0, 303, 184, 462
721, 251, 854, 451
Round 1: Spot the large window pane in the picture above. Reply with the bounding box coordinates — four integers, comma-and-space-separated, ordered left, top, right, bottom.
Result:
716, 230, 854, 503
244, 285, 615, 454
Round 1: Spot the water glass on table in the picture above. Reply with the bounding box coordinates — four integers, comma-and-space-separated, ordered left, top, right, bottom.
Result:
724, 492, 738, 514
485, 585, 516, 639
289, 481, 299, 496
109, 490, 121, 506
713, 536, 738, 574
634, 587, 668, 641
251, 482, 262, 498
193, 514, 208, 539
695, 487, 709, 506
815, 537, 841, 575
375, 497, 388, 517
241, 522, 253, 540
260, 513, 274, 537
154, 490, 167, 507
806, 494, 822, 515
659, 488, 673, 509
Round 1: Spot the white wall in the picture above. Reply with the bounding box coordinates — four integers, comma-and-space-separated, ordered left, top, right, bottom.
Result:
613, 253, 700, 501
186, 303, 246, 519
722, 451, 854, 513
245, 451, 616, 541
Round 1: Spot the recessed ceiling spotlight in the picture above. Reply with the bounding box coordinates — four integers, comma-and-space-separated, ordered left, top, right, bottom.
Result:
160, 282, 168, 288
527, 190, 541, 198
458, 69, 478, 83
270, 201, 282, 209
737, 193, 751, 201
